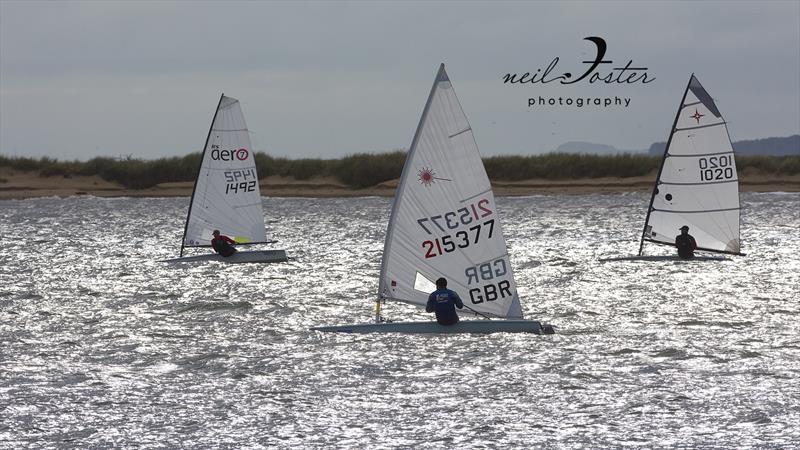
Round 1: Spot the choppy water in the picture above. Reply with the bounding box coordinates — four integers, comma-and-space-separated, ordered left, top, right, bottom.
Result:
1, 192, 799, 448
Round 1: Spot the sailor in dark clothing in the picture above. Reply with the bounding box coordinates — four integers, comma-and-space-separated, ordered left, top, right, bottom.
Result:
675, 225, 697, 259
211, 229, 237, 257
426, 277, 464, 326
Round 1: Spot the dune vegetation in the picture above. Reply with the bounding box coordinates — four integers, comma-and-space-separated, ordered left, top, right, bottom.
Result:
1, 152, 798, 190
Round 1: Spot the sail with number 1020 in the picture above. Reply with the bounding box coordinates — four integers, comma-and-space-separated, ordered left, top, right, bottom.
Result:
312, 64, 552, 333
637, 74, 744, 257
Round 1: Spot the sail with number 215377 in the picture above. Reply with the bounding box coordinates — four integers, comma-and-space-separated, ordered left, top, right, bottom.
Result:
312, 64, 553, 334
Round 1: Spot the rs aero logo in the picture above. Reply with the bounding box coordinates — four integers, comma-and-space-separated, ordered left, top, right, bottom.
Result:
211, 148, 249, 161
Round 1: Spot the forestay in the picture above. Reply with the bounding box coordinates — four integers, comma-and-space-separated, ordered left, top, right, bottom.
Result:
378, 64, 523, 319
640, 75, 742, 255
182, 95, 268, 252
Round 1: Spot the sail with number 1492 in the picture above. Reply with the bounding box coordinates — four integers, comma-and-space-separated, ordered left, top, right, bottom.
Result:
162, 94, 287, 264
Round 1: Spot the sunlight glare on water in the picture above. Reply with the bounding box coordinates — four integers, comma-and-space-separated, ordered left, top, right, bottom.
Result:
1, 192, 799, 448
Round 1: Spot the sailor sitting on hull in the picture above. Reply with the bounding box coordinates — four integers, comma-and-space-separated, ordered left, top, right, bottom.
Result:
426, 277, 464, 326
675, 225, 698, 259
211, 230, 237, 257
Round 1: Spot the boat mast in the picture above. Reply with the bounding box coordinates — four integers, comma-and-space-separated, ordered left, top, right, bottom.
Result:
375, 64, 446, 322
180, 93, 224, 257
638, 75, 694, 256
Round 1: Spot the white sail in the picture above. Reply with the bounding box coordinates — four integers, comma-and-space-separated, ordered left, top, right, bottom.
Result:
378, 64, 523, 319
182, 95, 267, 250
641, 75, 741, 255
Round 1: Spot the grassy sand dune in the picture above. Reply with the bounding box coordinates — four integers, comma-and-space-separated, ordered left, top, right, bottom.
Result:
1, 152, 798, 199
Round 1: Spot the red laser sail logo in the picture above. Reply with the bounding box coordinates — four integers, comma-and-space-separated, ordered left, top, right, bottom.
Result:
417, 167, 452, 186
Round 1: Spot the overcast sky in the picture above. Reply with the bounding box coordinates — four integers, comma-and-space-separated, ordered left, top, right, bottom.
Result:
1, 0, 798, 160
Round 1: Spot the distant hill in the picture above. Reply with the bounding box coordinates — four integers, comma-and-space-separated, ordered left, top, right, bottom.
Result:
555, 141, 639, 155
647, 135, 799, 156
554, 135, 799, 156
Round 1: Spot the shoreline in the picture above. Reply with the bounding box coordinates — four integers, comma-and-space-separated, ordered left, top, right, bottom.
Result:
1, 170, 799, 200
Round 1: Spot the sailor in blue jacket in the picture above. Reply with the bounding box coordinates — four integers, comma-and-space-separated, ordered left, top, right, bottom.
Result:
426, 277, 464, 326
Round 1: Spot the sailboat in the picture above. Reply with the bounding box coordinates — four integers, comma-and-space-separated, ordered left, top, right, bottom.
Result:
313, 64, 553, 334
602, 75, 745, 262
163, 94, 287, 264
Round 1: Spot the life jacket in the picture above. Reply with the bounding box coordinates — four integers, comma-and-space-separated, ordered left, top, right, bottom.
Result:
675, 234, 697, 259
211, 237, 236, 257
427, 288, 464, 325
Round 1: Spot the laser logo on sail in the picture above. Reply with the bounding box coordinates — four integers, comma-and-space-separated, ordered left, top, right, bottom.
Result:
418, 167, 451, 186
418, 167, 435, 186
690, 109, 704, 124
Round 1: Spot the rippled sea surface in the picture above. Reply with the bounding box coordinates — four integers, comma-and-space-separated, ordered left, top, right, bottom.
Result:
1, 193, 799, 448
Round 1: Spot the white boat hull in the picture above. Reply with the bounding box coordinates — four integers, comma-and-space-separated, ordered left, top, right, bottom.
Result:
311, 319, 553, 334
161, 249, 288, 264
599, 255, 730, 262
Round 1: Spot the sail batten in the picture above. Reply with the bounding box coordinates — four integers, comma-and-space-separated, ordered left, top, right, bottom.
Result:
659, 180, 738, 186
653, 207, 740, 213
667, 151, 733, 158
675, 122, 726, 132
378, 64, 523, 319
639, 75, 742, 256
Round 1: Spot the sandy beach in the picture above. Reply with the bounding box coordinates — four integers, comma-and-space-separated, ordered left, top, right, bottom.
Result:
1, 168, 798, 200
